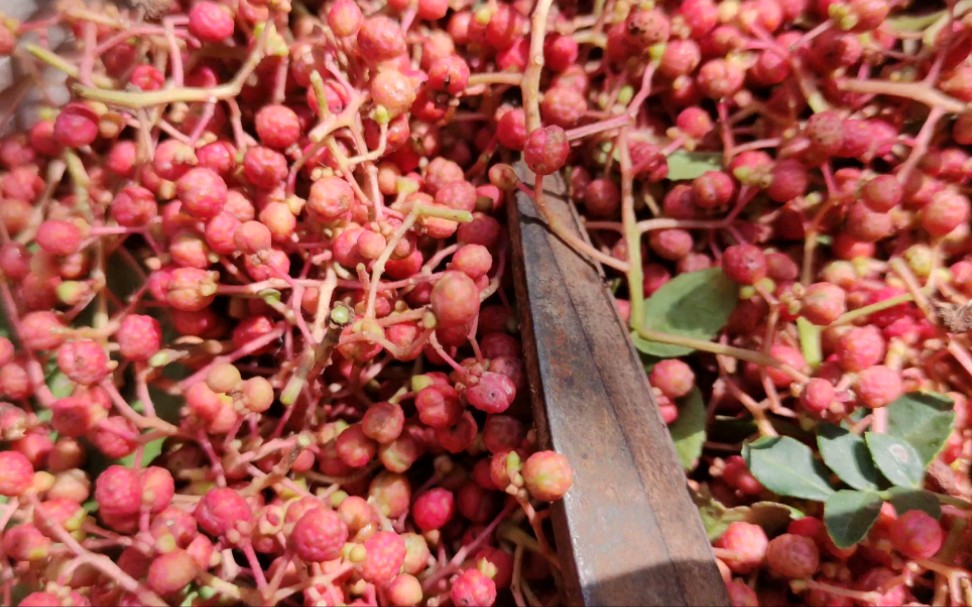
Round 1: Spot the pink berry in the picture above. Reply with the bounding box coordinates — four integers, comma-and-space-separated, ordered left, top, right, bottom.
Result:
195, 487, 252, 538
386, 573, 424, 606
242, 146, 288, 190
111, 186, 158, 228
855, 365, 902, 409
95, 465, 142, 516
53, 103, 99, 148
308, 175, 355, 220
543, 33, 579, 73
862, 175, 903, 212
496, 108, 528, 151
176, 167, 228, 220
523, 126, 569, 176
327, 0, 362, 36
802, 282, 846, 325
188, 1, 235, 43
415, 385, 462, 428
291, 507, 349, 562
649, 359, 696, 400
166, 267, 218, 312
722, 244, 767, 285
57, 340, 110, 386
360, 530, 407, 584
767, 159, 809, 202
837, 325, 885, 372
148, 548, 198, 595
697, 59, 745, 99
36, 220, 83, 257
20, 311, 66, 351
522, 450, 573, 501
693, 171, 735, 209
357, 16, 407, 62
890, 510, 944, 560
465, 372, 516, 414
800, 378, 835, 415
116, 314, 162, 362
336, 423, 378, 468
431, 271, 480, 329
765, 533, 820, 579
254, 104, 301, 149
540, 86, 588, 128
2, 524, 51, 561
412, 488, 455, 532
0, 451, 33, 496
451, 568, 497, 607
715, 521, 768, 574
922, 190, 971, 236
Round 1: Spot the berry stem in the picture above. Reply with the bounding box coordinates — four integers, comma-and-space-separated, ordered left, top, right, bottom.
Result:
25, 493, 168, 606
619, 128, 646, 333
522, 0, 554, 133
836, 78, 968, 113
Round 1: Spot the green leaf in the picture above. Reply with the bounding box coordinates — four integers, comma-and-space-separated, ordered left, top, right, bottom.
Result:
884, 487, 942, 519
121, 435, 167, 468
817, 423, 882, 491
666, 150, 723, 181
886, 10, 945, 32
695, 487, 801, 541
632, 268, 739, 358
866, 432, 925, 488
824, 490, 883, 548
669, 388, 706, 471
886, 392, 955, 466
743, 436, 835, 501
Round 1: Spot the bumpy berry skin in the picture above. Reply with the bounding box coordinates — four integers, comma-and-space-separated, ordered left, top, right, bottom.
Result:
692, 171, 735, 209
176, 168, 228, 220
802, 282, 846, 325
800, 378, 835, 415
36, 220, 83, 257
148, 548, 198, 596
522, 451, 573, 501
412, 488, 455, 532
431, 271, 480, 329
94, 465, 142, 516
188, 1, 235, 42
361, 530, 407, 585
195, 487, 252, 538
465, 372, 516, 414
451, 568, 497, 607
722, 244, 767, 285
243, 146, 289, 190
715, 522, 767, 574
57, 340, 110, 386
255, 104, 302, 149
890, 510, 944, 560
837, 325, 885, 372
20, 311, 66, 351
524, 126, 569, 176
765, 533, 820, 579
0, 451, 34, 496
855, 365, 902, 408
649, 359, 696, 399
2, 524, 51, 561
291, 507, 349, 562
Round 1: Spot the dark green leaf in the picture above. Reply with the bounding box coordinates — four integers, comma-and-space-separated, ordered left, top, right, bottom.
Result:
120, 436, 167, 468
633, 268, 739, 358
743, 436, 835, 501
885, 487, 942, 519
866, 432, 925, 488
666, 150, 723, 181
817, 423, 882, 491
886, 392, 955, 465
824, 490, 883, 548
669, 387, 706, 471
709, 416, 759, 444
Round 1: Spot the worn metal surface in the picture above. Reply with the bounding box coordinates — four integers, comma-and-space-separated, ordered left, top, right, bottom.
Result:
508, 165, 729, 607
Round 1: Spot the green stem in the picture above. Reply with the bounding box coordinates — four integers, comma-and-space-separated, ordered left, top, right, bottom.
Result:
830, 294, 914, 327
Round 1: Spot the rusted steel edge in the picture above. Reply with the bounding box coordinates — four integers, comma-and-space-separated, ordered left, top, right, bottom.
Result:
507, 164, 729, 607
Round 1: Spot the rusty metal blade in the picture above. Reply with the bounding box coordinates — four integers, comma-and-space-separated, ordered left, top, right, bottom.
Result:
507, 164, 729, 607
